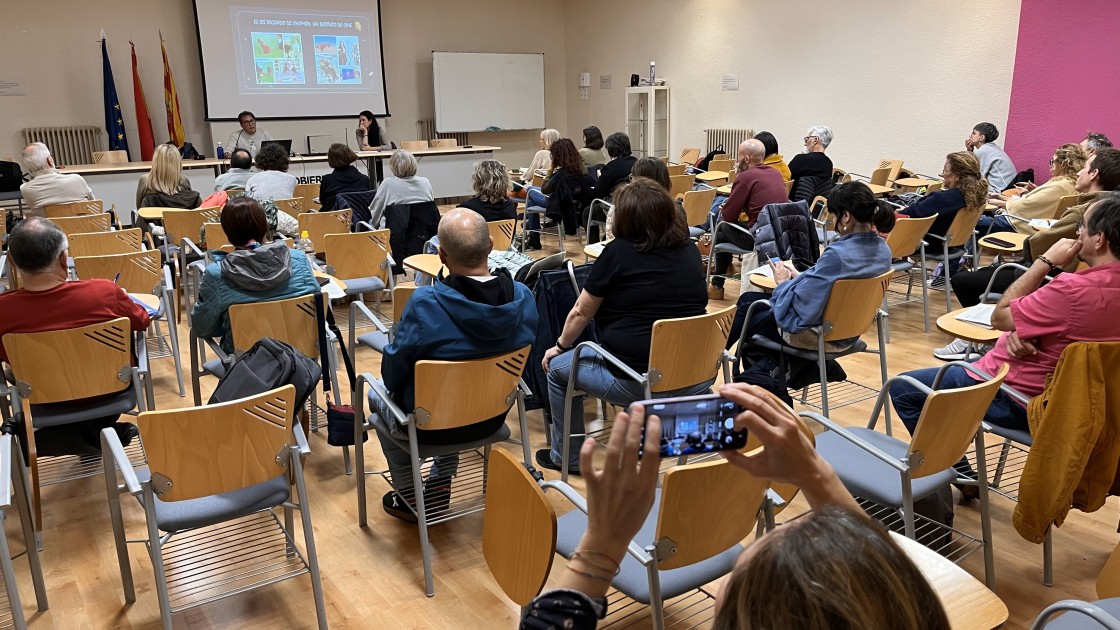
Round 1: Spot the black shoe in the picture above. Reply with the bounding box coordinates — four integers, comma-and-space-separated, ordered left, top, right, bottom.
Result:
954, 482, 980, 503
423, 475, 453, 516
525, 238, 543, 251
382, 491, 419, 523
535, 448, 580, 476
114, 422, 140, 448
541, 218, 558, 228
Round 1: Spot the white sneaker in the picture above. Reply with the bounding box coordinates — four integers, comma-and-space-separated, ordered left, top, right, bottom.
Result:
933, 338, 980, 361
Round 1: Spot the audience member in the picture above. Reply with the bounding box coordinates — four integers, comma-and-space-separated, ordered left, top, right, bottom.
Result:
708, 139, 789, 299
525, 128, 562, 182
529, 139, 592, 244
755, 130, 792, 182
538, 179, 709, 474
966, 122, 1017, 194
590, 132, 637, 202
375, 208, 538, 520
227, 110, 273, 157
135, 143, 201, 209
579, 126, 609, 169
189, 197, 319, 352
458, 159, 517, 222
787, 125, 834, 202
367, 149, 435, 227
520, 129, 562, 240
936, 148, 1120, 361
212, 148, 254, 192
1081, 130, 1113, 156
892, 193, 1120, 444
899, 151, 987, 239
355, 110, 388, 151
18, 142, 93, 216
245, 143, 300, 235
728, 181, 893, 363
983, 143, 1085, 233
520, 384, 950, 630
603, 157, 671, 240
318, 143, 370, 211
0, 218, 147, 456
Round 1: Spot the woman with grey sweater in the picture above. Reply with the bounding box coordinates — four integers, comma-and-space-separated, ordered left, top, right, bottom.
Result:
368, 150, 434, 226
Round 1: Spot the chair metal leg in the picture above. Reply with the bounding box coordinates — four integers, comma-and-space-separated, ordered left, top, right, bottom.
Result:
919, 247, 930, 332
816, 342, 830, 418
12, 454, 46, 612
992, 440, 1012, 488
103, 447, 136, 603
1044, 528, 1054, 587
162, 313, 186, 398
877, 315, 892, 433
408, 425, 436, 597
142, 488, 174, 630
355, 383, 369, 527
943, 250, 953, 314
0, 513, 26, 630
343, 445, 352, 476
646, 562, 666, 630
901, 475, 916, 539
974, 431, 996, 588
292, 449, 329, 629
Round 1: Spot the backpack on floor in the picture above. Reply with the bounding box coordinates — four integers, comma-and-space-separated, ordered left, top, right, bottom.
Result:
208, 337, 322, 417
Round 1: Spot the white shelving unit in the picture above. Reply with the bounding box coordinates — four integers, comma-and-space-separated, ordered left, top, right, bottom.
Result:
625, 86, 669, 160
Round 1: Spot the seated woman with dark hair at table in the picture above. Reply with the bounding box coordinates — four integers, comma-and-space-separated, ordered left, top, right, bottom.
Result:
728, 181, 894, 361
319, 143, 370, 211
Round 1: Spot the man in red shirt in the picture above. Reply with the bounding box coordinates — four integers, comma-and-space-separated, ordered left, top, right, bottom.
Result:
709, 139, 790, 299
0, 218, 149, 456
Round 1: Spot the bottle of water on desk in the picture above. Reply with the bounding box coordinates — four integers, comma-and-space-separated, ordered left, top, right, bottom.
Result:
216, 142, 224, 159
299, 231, 317, 268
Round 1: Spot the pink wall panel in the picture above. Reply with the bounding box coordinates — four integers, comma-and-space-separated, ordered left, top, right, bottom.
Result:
1004, 0, 1120, 177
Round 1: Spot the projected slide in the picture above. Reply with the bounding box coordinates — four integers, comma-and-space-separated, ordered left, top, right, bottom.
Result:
232, 7, 375, 95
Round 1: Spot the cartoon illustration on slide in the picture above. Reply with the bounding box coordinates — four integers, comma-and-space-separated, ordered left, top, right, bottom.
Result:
255, 60, 275, 84
253, 33, 290, 59
278, 59, 306, 84
338, 45, 348, 67
317, 56, 340, 83
313, 36, 337, 56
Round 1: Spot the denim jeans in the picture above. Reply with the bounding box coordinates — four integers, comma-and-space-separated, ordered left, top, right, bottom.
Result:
526, 186, 546, 232
976, 213, 1014, 236
888, 365, 1027, 437
546, 346, 715, 467
727, 292, 783, 350
370, 380, 458, 491
701, 195, 727, 231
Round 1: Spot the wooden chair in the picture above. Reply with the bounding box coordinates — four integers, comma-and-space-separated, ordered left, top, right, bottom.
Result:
74, 250, 184, 397
921, 208, 982, 312
869, 165, 892, 187
0, 434, 48, 629
324, 229, 393, 331
666, 163, 687, 176
710, 153, 728, 162
47, 213, 111, 237
738, 271, 893, 418
202, 222, 232, 254
808, 362, 1009, 588
1034, 534, 1120, 626
68, 228, 143, 258
43, 199, 103, 218
784, 179, 794, 195
883, 215, 937, 336
401, 140, 429, 152
298, 209, 352, 256
668, 174, 693, 199
294, 184, 321, 211
2, 317, 147, 530
274, 196, 304, 219
350, 283, 418, 356
101, 385, 327, 630
1053, 193, 1081, 220
558, 306, 737, 481
680, 188, 717, 232
708, 158, 734, 174
487, 218, 517, 251
91, 150, 128, 164
678, 147, 701, 165
877, 158, 905, 184
832, 167, 852, 184
163, 207, 222, 322
810, 195, 835, 244
530, 172, 545, 188
354, 346, 534, 596
430, 138, 457, 148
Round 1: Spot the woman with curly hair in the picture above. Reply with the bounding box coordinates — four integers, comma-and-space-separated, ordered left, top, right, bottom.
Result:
983, 143, 1086, 233
899, 151, 988, 240
458, 159, 517, 222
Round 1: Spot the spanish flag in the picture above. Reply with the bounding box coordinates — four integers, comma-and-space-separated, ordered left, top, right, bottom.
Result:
131, 41, 155, 161
161, 34, 185, 147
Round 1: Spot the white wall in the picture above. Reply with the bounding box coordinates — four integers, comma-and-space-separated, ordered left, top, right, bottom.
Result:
1, 0, 568, 170
562, 0, 1023, 177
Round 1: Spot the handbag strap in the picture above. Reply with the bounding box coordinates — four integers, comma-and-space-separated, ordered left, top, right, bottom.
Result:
313, 292, 357, 395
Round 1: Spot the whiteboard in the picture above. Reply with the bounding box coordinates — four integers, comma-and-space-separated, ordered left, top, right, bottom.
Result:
433, 52, 545, 133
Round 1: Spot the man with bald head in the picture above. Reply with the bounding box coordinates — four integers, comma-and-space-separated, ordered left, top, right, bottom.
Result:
373, 208, 539, 521
708, 138, 790, 299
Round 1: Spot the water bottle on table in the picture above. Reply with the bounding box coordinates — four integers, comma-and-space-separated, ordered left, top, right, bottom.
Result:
216, 143, 225, 159
298, 231, 318, 268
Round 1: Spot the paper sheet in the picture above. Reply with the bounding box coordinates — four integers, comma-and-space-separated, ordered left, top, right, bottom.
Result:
954, 304, 995, 329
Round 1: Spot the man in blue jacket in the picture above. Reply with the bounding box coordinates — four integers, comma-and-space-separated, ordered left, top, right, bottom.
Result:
375, 208, 539, 521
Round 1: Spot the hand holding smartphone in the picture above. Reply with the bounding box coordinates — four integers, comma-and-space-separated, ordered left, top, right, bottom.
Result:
635, 394, 748, 458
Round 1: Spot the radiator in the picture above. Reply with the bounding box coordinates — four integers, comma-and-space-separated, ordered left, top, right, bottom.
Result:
416, 119, 469, 148
21, 126, 104, 167
705, 128, 755, 154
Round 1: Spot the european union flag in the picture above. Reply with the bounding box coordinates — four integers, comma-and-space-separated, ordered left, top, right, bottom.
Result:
102, 37, 130, 155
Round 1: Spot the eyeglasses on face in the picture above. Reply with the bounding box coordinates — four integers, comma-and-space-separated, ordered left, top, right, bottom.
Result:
803, 136, 819, 143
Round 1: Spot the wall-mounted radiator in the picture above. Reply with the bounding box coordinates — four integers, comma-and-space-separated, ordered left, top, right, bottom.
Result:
416, 119, 469, 148
21, 126, 104, 167
705, 128, 755, 154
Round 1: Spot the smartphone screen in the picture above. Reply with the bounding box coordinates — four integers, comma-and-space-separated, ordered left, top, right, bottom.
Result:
635, 394, 747, 458
769, 256, 781, 265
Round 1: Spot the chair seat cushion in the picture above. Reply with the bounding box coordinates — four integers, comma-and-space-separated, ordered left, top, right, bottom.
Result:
368, 411, 511, 459
30, 387, 137, 429
750, 335, 867, 361
356, 330, 390, 353
986, 424, 1032, 446
555, 488, 742, 604
688, 227, 705, 238
891, 260, 915, 273
143, 467, 291, 532
343, 276, 386, 296
816, 427, 957, 507
712, 243, 751, 255
1044, 598, 1120, 629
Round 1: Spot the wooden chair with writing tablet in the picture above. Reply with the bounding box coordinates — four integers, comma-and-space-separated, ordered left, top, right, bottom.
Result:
297, 208, 351, 256
668, 173, 693, 199
882, 215, 937, 337
162, 206, 221, 322
487, 218, 517, 251
43, 199, 103, 218
294, 184, 321, 211
47, 212, 111, 238
68, 228, 144, 258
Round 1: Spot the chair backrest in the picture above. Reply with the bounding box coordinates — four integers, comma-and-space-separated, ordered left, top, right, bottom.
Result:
679, 147, 701, 165
392, 283, 418, 323
869, 166, 891, 187
68, 228, 143, 258
886, 215, 937, 258
48, 213, 111, 237
943, 207, 982, 248
274, 197, 304, 218
138, 385, 295, 502
530, 173, 545, 188
708, 158, 734, 174
897, 167, 916, 180
925, 181, 943, 194
74, 250, 162, 295
680, 188, 717, 226
204, 222, 233, 252
92, 150, 128, 164
43, 199, 103, 218
811, 195, 831, 230
482, 449, 556, 605
711, 153, 729, 162
1054, 194, 1080, 220
324, 230, 391, 285
430, 138, 457, 148
401, 140, 429, 151
876, 158, 904, 183
784, 179, 794, 195
832, 168, 852, 184
819, 271, 892, 341
228, 293, 321, 358
648, 305, 736, 393
668, 174, 693, 199
294, 184, 321, 211
666, 163, 687, 176
487, 219, 517, 251
655, 458, 769, 570
412, 346, 530, 431
2, 317, 133, 404
163, 207, 219, 245
298, 209, 352, 253
908, 363, 1009, 478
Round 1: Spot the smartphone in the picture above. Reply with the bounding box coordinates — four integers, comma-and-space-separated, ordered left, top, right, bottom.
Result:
635, 394, 747, 458
985, 237, 1017, 248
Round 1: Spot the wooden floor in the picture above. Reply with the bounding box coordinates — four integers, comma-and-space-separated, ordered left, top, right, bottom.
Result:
8, 234, 1118, 629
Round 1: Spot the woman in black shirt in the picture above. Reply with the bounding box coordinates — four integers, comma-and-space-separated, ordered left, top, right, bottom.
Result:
318, 143, 370, 211
457, 159, 517, 222
537, 179, 710, 474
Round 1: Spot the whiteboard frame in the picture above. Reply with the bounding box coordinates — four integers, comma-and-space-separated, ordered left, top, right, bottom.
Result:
432, 51, 545, 133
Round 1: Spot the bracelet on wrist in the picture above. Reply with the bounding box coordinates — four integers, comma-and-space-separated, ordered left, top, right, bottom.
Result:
570, 550, 621, 575
1036, 255, 1058, 271
556, 337, 574, 352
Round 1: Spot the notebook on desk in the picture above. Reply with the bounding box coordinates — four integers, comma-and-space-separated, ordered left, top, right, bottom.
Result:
954, 304, 995, 329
